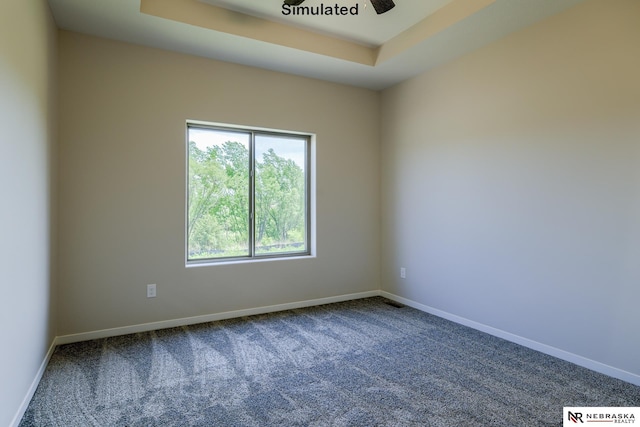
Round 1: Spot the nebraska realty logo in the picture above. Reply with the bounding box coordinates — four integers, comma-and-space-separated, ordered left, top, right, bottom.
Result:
283, 2, 361, 16
564, 407, 639, 425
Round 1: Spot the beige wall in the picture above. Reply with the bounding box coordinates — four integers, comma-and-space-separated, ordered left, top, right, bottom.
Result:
57, 31, 380, 335
381, 0, 640, 379
0, 1, 57, 425
6, 2, 639, 421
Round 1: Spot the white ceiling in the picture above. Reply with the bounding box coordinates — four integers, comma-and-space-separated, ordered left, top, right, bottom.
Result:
47, 0, 585, 90
199, 0, 454, 46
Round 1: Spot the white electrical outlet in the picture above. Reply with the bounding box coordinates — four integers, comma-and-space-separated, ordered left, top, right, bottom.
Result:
400, 268, 406, 279
147, 284, 157, 298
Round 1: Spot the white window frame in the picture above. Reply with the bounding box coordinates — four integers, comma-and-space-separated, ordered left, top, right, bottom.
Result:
185, 120, 315, 266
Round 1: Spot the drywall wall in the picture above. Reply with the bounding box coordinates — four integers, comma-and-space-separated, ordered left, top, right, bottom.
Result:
0, 1, 57, 425
57, 32, 380, 335
381, 0, 640, 380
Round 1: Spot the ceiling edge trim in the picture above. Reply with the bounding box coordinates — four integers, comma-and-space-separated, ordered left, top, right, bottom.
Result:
140, 0, 377, 66
375, 0, 496, 65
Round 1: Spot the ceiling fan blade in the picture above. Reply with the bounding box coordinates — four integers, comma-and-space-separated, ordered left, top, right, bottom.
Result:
283, 0, 306, 5
370, 0, 395, 14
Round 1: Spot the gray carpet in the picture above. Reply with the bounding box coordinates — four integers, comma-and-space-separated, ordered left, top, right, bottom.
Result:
19, 297, 640, 426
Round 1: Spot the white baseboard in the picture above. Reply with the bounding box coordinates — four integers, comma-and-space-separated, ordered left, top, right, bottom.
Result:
14, 291, 377, 426
55, 290, 380, 345
380, 291, 640, 387
10, 339, 57, 427
16, 289, 638, 427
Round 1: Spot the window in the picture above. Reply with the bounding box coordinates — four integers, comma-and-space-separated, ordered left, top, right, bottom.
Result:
187, 122, 311, 263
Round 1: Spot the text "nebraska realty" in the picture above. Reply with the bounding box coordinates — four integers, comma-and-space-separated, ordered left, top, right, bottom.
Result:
282, 3, 360, 15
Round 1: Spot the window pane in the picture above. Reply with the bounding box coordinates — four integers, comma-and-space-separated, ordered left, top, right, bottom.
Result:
188, 127, 250, 259
254, 134, 307, 256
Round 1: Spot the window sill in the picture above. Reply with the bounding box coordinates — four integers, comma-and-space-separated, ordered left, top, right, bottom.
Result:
185, 254, 316, 268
